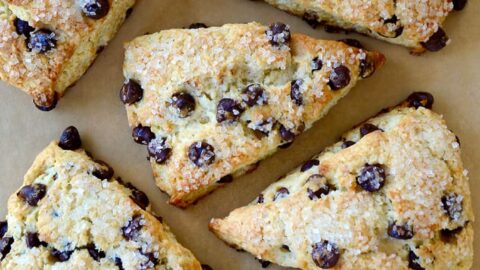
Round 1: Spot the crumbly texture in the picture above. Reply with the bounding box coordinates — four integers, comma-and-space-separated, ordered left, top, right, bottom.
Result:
0, 0, 134, 107
210, 103, 474, 269
122, 22, 385, 207
263, 0, 454, 53
0, 142, 201, 269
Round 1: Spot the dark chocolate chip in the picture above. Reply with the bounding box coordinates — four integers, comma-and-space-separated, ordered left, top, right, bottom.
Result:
217, 175, 233, 183
324, 25, 346, 34
130, 189, 150, 210
356, 164, 386, 192
59, 126, 81, 150
359, 56, 376, 79
82, 0, 110, 19
25, 232, 46, 248
0, 222, 7, 239
421, 28, 449, 52
33, 94, 58, 111
122, 214, 143, 241
380, 15, 404, 38
307, 185, 330, 200
266, 22, 291, 46
216, 98, 244, 123
0, 237, 13, 260
301, 160, 319, 172
257, 194, 265, 204
257, 259, 271, 268
92, 160, 114, 180
17, 184, 47, 206
132, 125, 155, 145
120, 80, 143, 105
407, 92, 434, 109
170, 92, 196, 118
249, 118, 274, 138
147, 137, 172, 164
328, 65, 351, 91
86, 243, 105, 261
189, 23, 208, 29
201, 264, 213, 270
339, 38, 363, 49
342, 140, 355, 149
408, 250, 425, 270
281, 245, 290, 252
242, 84, 267, 107
311, 57, 323, 72
51, 248, 74, 262
279, 125, 295, 143
273, 187, 289, 201
14, 18, 34, 37
388, 222, 414, 240
27, 29, 56, 53
442, 193, 463, 221
302, 11, 320, 28
290, 79, 303, 106
360, 123, 382, 137
139, 250, 158, 269
453, 0, 468, 10
188, 141, 215, 167
115, 257, 124, 270
311, 240, 340, 268
440, 226, 463, 243
154, 214, 163, 223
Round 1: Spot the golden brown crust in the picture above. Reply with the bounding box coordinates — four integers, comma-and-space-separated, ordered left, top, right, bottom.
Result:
122, 22, 385, 207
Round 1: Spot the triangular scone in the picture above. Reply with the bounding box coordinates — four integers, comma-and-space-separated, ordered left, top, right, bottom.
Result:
0, 127, 201, 269
262, 0, 465, 53
121, 22, 385, 207
210, 93, 474, 270
0, 0, 135, 110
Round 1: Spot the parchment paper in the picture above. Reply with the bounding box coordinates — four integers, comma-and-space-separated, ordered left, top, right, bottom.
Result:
1, 0, 479, 269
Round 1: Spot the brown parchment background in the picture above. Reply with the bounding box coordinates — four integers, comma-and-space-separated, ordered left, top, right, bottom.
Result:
0, 0, 479, 269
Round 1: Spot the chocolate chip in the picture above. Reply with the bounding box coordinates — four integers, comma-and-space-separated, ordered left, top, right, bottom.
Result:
380, 15, 404, 38
242, 84, 267, 107
408, 250, 425, 270
281, 245, 290, 252
86, 243, 105, 261
59, 126, 81, 150
356, 164, 386, 192
217, 175, 233, 183
453, 0, 468, 10
92, 160, 114, 180
388, 222, 414, 240
26, 232, 46, 248
328, 65, 351, 91
170, 92, 196, 118
307, 185, 330, 200
302, 11, 320, 28
82, 0, 109, 19
339, 39, 363, 49
14, 18, 34, 37
201, 264, 213, 270
216, 98, 244, 123
27, 29, 56, 53
311, 240, 340, 268
132, 125, 155, 145
139, 250, 158, 269
17, 184, 47, 206
273, 187, 289, 201
122, 214, 143, 241
257, 259, 271, 268
359, 56, 376, 79
130, 189, 150, 210
324, 25, 347, 34
120, 80, 143, 105
360, 123, 381, 137
115, 257, 124, 270
311, 57, 323, 72
301, 160, 319, 172
440, 226, 463, 243
266, 22, 291, 46
342, 140, 355, 149
257, 194, 264, 204
0, 222, 7, 239
442, 193, 463, 221
147, 137, 171, 164
407, 92, 434, 109
153, 214, 163, 223
249, 118, 274, 138
51, 248, 74, 262
34, 94, 58, 111
421, 28, 449, 52
188, 141, 215, 167
0, 237, 13, 260
290, 79, 303, 106
189, 23, 208, 29
279, 125, 295, 143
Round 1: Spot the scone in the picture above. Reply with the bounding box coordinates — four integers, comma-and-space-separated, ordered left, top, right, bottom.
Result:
262, 0, 467, 53
0, 127, 201, 269
121, 22, 385, 207
210, 92, 474, 269
0, 0, 135, 111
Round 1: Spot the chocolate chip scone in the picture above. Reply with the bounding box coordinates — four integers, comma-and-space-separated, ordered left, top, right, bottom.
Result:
262, 0, 467, 53
0, 0, 134, 111
0, 127, 201, 269
210, 92, 473, 269
121, 22, 385, 207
